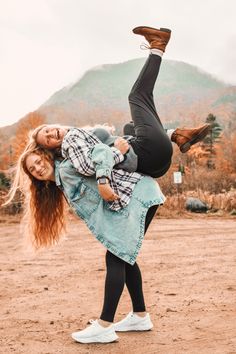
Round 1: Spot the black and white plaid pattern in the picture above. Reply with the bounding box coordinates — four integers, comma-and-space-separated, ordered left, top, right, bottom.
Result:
109, 169, 142, 210
62, 128, 106, 175
61, 128, 142, 210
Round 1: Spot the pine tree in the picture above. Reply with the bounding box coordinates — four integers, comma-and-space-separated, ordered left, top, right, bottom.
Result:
203, 113, 222, 169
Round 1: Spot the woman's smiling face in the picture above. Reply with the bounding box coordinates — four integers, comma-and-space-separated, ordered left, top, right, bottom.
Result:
25, 153, 55, 181
36, 125, 68, 149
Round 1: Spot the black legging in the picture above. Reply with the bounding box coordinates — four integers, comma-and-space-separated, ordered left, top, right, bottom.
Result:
128, 54, 173, 178
100, 205, 158, 322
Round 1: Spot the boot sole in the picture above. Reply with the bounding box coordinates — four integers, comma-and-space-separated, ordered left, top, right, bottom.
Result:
133, 26, 171, 34
180, 125, 211, 153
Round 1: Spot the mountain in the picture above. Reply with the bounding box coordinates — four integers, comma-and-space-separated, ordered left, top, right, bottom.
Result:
38, 58, 236, 131
1, 58, 236, 140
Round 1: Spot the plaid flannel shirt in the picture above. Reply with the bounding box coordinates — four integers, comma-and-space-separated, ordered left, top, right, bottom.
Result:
61, 128, 142, 210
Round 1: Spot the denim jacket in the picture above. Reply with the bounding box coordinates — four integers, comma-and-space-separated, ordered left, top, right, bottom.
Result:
55, 159, 165, 265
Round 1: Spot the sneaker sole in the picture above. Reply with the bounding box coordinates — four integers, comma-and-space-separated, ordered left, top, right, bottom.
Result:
114, 323, 153, 332
180, 125, 211, 153
72, 331, 118, 344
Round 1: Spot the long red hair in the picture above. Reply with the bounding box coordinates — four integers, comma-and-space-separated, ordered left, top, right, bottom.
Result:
4, 143, 66, 248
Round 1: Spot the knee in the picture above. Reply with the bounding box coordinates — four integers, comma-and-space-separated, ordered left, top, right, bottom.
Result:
123, 122, 135, 136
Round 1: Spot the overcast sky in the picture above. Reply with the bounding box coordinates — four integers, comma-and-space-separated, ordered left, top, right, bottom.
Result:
0, 0, 235, 128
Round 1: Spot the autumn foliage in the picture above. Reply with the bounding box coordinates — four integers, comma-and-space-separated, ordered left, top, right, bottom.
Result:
12, 112, 46, 161
0, 111, 45, 171
0, 108, 236, 215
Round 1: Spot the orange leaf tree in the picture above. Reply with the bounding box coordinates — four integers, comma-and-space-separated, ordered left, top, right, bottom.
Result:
11, 111, 46, 163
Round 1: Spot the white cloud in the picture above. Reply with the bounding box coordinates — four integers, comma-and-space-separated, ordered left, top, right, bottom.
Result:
0, 0, 54, 25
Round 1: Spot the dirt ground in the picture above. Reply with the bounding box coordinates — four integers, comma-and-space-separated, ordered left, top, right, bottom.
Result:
0, 215, 236, 354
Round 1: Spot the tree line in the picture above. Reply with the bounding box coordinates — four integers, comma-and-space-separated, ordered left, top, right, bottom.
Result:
0, 111, 236, 214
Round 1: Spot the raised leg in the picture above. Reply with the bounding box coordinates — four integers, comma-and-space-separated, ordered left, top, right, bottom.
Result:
128, 54, 173, 177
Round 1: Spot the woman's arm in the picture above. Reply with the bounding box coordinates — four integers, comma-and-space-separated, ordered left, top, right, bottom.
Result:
91, 144, 122, 202
63, 128, 125, 176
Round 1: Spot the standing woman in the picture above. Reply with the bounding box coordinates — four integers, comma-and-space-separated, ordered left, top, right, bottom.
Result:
4, 145, 165, 344
5, 25, 174, 344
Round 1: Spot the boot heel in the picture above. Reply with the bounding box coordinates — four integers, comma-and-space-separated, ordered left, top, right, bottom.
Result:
180, 142, 191, 153
160, 27, 171, 33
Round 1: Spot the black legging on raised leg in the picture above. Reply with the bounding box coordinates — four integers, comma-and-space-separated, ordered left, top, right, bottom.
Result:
100, 205, 158, 323
128, 54, 173, 178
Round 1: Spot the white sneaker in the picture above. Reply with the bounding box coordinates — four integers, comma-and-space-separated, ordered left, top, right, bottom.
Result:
71, 320, 119, 344
113, 312, 153, 332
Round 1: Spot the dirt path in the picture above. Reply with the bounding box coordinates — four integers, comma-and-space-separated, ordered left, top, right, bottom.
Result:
0, 217, 236, 354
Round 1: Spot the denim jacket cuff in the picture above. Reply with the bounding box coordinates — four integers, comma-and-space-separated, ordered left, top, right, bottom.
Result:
96, 167, 112, 179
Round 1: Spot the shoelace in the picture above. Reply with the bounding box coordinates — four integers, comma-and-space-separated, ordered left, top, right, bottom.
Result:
87, 318, 95, 324
140, 42, 150, 50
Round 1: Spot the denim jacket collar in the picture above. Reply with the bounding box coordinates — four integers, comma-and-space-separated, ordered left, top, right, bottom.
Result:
54, 160, 62, 188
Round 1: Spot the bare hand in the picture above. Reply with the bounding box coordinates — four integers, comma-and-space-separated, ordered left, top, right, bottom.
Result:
97, 183, 120, 202
114, 137, 130, 155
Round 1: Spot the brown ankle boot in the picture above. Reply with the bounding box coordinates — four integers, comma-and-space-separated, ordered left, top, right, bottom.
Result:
171, 124, 211, 153
133, 26, 171, 52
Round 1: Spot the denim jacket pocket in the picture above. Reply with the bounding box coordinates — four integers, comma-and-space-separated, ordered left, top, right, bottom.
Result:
70, 183, 100, 219
70, 183, 86, 201
103, 203, 129, 218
